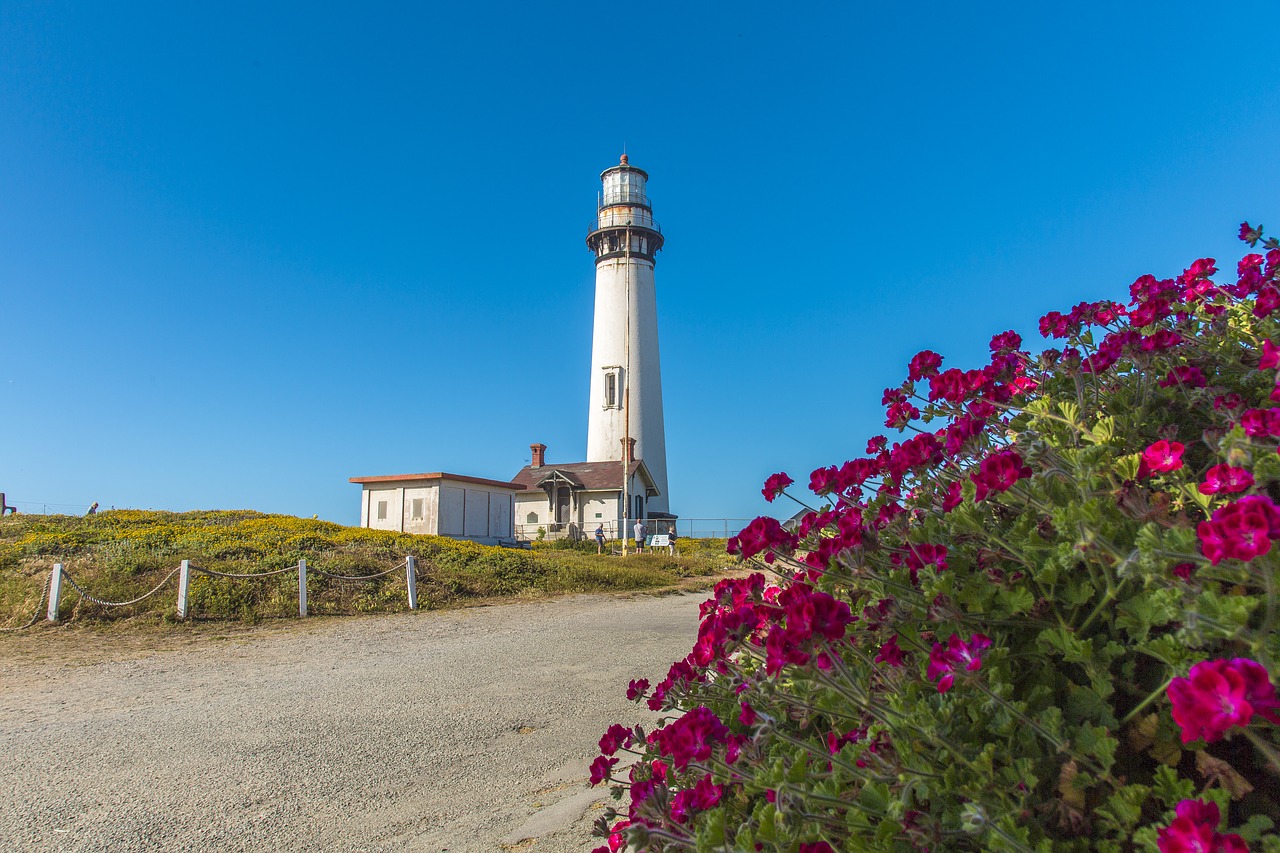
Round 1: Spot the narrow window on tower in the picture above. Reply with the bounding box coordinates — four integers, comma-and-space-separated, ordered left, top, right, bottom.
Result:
604, 370, 617, 408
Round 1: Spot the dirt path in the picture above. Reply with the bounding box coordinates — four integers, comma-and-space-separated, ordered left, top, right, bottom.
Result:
0, 591, 706, 852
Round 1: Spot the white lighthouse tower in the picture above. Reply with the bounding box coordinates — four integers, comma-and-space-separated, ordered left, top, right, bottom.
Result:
585, 155, 671, 517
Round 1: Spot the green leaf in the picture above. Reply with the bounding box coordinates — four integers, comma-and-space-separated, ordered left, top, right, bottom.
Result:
1095, 783, 1150, 834
875, 818, 903, 845
1114, 452, 1142, 481
1083, 415, 1116, 444
1151, 764, 1195, 806
859, 780, 890, 814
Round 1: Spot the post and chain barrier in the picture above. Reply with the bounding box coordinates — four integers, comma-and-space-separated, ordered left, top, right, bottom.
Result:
0, 570, 51, 632
1, 557, 421, 629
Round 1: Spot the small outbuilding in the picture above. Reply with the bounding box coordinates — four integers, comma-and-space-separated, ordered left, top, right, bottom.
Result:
348, 472, 525, 545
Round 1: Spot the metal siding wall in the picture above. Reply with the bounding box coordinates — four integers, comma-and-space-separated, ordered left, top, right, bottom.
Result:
440, 487, 465, 535
489, 493, 511, 538
464, 489, 490, 537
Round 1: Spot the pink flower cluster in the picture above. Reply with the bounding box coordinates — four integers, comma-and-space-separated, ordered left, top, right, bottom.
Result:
926, 632, 992, 693
669, 774, 723, 823
761, 472, 793, 502
727, 516, 797, 563
1168, 658, 1280, 744
589, 818, 631, 853
651, 705, 730, 771
1196, 495, 1280, 565
970, 450, 1032, 502
762, 585, 853, 675
1199, 464, 1253, 495
1156, 800, 1249, 853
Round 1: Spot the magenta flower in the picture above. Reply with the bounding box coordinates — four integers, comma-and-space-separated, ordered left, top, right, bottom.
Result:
1157, 799, 1250, 853
626, 678, 649, 701
875, 635, 906, 667
1197, 495, 1280, 565
599, 724, 633, 756
941, 480, 963, 512
907, 349, 943, 381
593, 819, 629, 853
1142, 440, 1185, 475
669, 773, 723, 824
761, 472, 794, 502
1239, 408, 1280, 437
927, 632, 992, 693
1158, 366, 1208, 389
989, 330, 1022, 353
866, 435, 888, 455
970, 450, 1032, 502
1214, 393, 1243, 411
885, 400, 920, 428
738, 701, 756, 727
1168, 658, 1280, 744
727, 516, 798, 562
590, 755, 619, 785
1255, 286, 1280, 319
1141, 330, 1185, 352
1240, 221, 1262, 246
1171, 562, 1196, 582
651, 705, 729, 771
1199, 464, 1254, 495
1261, 340, 1280, 370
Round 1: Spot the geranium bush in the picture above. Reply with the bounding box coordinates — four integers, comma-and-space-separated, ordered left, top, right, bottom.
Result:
590, 224, 1280, 852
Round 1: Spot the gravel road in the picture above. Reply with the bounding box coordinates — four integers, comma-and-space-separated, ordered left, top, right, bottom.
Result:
0, 591, 706, 852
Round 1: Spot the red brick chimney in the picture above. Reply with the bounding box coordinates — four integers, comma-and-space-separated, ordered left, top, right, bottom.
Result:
620, 438, 637, 463
530, 443, 547, 468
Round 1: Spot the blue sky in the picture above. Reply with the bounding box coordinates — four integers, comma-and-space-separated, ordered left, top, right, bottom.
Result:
2, 2, 1277, 528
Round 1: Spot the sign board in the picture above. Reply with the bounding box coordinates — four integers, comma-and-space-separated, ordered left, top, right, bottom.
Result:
649, 534, 670, 547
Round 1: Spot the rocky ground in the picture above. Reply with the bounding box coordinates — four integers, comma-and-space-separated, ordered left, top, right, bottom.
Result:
0, 590, 706, 852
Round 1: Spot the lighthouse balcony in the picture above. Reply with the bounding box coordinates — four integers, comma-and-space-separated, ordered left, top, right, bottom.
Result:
587, 209, 662, 236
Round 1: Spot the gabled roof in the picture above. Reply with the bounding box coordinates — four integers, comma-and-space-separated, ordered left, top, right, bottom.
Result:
510, 459, 658, 495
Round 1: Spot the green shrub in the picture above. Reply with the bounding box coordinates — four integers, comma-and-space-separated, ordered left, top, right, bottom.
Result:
591, 226, 1280, 852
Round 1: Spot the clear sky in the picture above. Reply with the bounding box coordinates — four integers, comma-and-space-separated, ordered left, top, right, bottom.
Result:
2, 2, 1277, 528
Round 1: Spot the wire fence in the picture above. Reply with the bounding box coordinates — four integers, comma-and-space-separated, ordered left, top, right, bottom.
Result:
0, 557, 421, 630
513, 518, 754, 542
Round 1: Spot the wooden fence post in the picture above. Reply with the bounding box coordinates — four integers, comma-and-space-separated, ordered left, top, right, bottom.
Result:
176, 559, 190, 620
46, 564, 63, 623
405, 556, 418, 611
298, 558, 307, 618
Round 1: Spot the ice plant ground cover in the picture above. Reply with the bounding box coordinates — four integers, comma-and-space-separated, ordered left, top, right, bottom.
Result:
591, 224, 1280, 852
0, 510, 732, 623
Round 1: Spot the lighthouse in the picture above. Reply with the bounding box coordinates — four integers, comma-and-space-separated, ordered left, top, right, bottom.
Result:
585, 155, 671, 517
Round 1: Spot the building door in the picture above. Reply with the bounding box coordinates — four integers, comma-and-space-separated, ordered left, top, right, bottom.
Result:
556, 488, 570, 529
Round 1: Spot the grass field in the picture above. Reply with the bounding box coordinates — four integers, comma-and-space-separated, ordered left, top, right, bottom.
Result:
0, 510, 735, 626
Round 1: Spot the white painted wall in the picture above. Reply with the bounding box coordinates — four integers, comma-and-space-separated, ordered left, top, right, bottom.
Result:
359, 480, 515, 543
367, 487, 404, 532
586, 256, 670, 513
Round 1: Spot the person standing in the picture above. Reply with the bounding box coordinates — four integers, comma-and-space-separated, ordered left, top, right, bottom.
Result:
634, 519, 646, 553
595, 523, 606, 554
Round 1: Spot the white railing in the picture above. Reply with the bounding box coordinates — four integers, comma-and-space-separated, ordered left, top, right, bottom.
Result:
512, 518, 755, 541
588, 209, 662, 234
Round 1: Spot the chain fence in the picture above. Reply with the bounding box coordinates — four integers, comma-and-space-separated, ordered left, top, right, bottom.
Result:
0, 571, 51, 632
60, 565, 184, 608
0, 557, 421, 630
